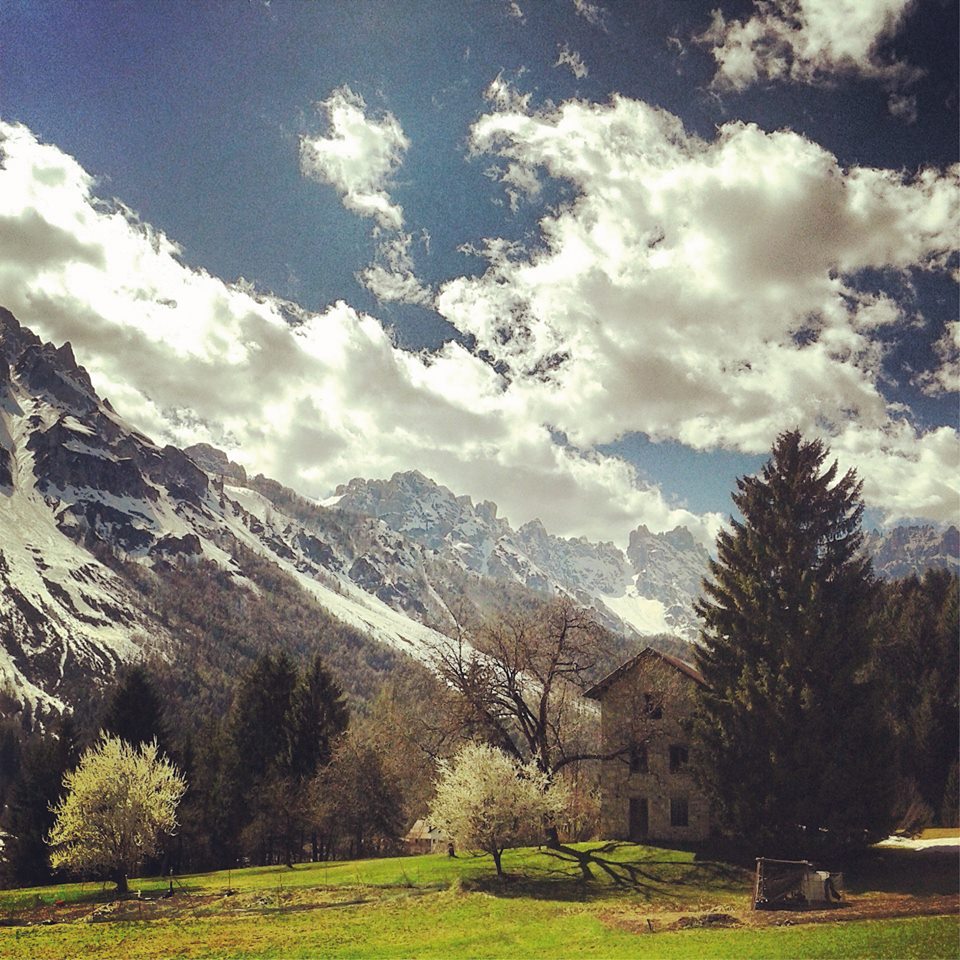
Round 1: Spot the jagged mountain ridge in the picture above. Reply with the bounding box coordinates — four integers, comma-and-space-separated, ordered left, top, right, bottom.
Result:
0, 308, 508, 714
328, 472, 960, 640
330, 473, 709, 640
863, 525, 959, 580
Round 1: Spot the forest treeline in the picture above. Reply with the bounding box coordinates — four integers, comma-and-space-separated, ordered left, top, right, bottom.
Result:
0, 512, 960, 885
0, 563, 955, 888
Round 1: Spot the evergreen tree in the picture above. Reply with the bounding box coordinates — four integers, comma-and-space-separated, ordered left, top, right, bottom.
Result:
872, 569, 959, 825
101, 665, 168, 752
227, 651, 299, 785
0, 714, 78, 885
694, 430, 894, 853
218, 651, 298, 861
0, 717, 23, 814
285, 654, 349, 780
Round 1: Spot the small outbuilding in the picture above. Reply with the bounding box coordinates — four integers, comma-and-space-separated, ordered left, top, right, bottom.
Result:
753, 858, 844, 909
404, 819, 448, 855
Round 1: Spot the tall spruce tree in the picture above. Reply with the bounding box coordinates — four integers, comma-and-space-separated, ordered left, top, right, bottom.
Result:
285, 654, 349, 780
694, 430, 894, 853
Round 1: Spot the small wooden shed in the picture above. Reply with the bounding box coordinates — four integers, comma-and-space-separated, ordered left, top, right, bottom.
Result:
753, 858, 844, 909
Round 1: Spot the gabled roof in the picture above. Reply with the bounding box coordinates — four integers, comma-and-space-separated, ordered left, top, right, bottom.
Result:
584, 646, 706, 700
404, 819, 447, 842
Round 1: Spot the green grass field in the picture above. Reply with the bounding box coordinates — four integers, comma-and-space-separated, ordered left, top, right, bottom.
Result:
1, 841, 956, 959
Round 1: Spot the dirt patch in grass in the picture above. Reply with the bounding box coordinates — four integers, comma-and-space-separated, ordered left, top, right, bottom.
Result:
0, 883, 441, 930
602, 891, 959, 936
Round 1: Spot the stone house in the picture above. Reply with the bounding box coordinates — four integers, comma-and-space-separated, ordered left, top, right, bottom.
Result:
584, 647, 710, 842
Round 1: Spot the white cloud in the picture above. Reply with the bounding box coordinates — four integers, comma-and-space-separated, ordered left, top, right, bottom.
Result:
698, 0, 922, 106
2, 99, 955, 546
299, 85, 409, 230
555, 44, 589, 80
887, 92, 918, 125
914, 321, 960, 396
437, 92, 960, 523
0, 121, 715, 547
572, 0, 607, 30
358, 232, 433, 305
484, 72, 533, 113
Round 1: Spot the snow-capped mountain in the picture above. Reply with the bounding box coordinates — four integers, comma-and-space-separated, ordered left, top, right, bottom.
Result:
331, 473, 710, 639
0, 308, 481, 713
864, 525, 959, 580
1, 307, 955, 717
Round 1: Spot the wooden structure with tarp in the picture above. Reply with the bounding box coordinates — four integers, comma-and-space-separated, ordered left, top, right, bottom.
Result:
753, 858, 844, 910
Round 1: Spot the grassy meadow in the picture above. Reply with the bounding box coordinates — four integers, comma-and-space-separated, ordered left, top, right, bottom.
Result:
1, 839, 957, 959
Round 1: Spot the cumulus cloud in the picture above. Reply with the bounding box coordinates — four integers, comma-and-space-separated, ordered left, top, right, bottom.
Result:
698, 0, 923, 110
555, 43, 589, 80
299, 86, 434, 309
299, 85, 409, 230
436, 92, 960, 523
0, 121, 714, 546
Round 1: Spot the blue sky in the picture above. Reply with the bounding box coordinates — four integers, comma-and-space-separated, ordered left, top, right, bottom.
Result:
0, 0, 956, 544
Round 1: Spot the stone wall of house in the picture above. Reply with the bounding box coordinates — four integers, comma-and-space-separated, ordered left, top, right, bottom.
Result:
597, 657, 710, 842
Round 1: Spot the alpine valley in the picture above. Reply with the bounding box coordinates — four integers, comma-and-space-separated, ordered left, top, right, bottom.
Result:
0, 308, 956, 718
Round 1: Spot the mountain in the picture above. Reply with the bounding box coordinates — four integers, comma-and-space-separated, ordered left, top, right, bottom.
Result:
1, 307, 955, 719
330, 473, 709, 640
864, 525, 959, 580
0, 308, 516, 717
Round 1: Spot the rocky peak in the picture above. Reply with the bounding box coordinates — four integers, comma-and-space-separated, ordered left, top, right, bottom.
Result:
865, 524, 959, 580
476, 500, 498, 523
184, 443, 248, 484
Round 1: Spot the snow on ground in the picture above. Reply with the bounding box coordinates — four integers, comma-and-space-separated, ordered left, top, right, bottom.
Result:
600, 588, 672, 636
0, 396, 150, 709
876, 835, 960, 851
217, 488, 451, 665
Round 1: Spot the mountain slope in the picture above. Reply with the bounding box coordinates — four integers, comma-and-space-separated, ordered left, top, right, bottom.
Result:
0, 308, 473, 714
1, 307, 954, 717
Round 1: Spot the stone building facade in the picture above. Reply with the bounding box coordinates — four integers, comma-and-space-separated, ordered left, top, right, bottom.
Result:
584, 648, 711, 843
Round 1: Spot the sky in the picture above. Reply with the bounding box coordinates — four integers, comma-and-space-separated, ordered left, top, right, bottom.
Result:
0, 0, 956, 548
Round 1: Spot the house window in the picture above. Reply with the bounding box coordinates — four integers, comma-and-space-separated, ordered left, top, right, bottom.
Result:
643, 692, 663, 720
669, 744, 689, 772
670, 797, 689, 828
629, 743, 648, 774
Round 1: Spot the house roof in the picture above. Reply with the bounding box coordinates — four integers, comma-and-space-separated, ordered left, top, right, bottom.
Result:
404, 819, 447, 842
583, 646, 706, 700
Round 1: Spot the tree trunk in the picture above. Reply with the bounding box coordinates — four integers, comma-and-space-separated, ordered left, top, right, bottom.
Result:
492, 848, 503, 877
115, 871, 129, 895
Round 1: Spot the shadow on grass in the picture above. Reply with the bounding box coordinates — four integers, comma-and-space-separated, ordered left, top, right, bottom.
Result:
464, 842, 750, 903
844, 846, 960, 897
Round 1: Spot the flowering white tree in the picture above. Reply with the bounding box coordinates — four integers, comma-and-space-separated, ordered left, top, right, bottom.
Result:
429, 742, 568, 877
47, 736, 186, 894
